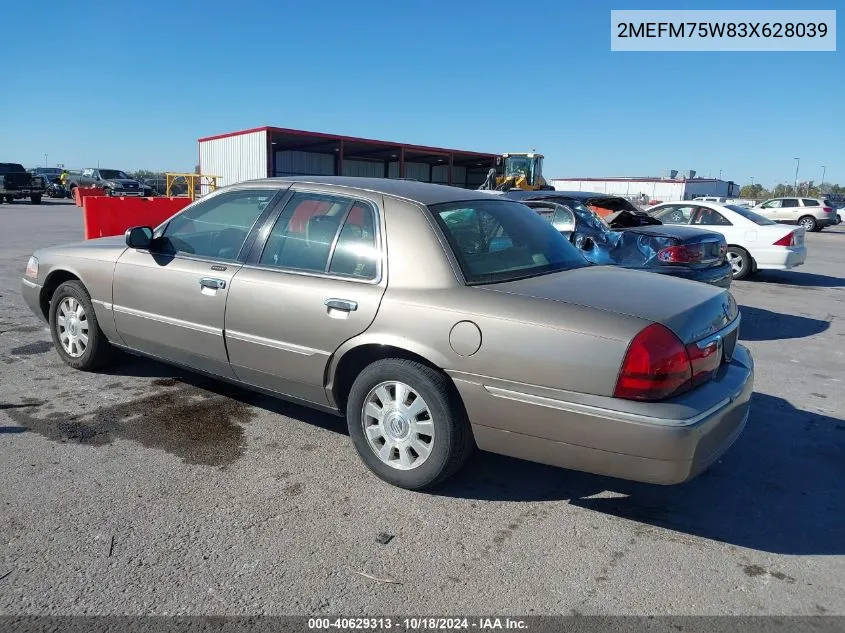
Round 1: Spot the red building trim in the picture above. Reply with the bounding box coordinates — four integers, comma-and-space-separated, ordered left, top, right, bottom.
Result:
198, 126, 496, 159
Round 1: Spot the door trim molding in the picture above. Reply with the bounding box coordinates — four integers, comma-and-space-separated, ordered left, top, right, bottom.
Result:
225, 329, 325, 356
113, 304, 222, 336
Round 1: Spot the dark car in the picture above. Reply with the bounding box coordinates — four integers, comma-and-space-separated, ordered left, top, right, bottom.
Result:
30, 168, 67, 198
500, 191, 733, 288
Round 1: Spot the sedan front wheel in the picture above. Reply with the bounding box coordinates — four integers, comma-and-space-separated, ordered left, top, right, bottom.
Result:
49, 281, 114, 371
346, 359, 474, 489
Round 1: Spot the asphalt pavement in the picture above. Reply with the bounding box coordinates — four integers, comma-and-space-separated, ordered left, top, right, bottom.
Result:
0, 198, 843, 615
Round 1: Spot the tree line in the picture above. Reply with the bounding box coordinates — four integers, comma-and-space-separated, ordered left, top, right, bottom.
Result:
739, 182, 844, 200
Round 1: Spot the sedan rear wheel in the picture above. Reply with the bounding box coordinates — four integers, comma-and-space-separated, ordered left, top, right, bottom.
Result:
798, 215, 817, 232
727, 246, 751, 280
346, 359, 474, 489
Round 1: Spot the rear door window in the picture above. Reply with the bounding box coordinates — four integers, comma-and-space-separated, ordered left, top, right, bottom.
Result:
652, 205, 695, 224
692, 207, 732, 226
782, 199, 799, 208
260, 192, 380, 279
802, 199, 819, 206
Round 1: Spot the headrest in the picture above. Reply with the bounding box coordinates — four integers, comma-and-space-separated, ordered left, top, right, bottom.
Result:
307, 214, 341, 244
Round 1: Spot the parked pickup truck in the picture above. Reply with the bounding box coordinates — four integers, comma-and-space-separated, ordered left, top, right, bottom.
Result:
0, 163, 46, 204
67, 168, 154, 198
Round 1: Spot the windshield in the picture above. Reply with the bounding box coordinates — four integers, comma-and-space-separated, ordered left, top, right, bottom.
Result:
431, 199, 588, 285
724, 204, 776, 226
504, 156, 532, 178
99, 169, 130, 179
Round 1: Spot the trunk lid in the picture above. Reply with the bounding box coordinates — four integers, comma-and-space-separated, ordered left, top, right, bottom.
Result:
481, 266, 738, 345
622, 225, 727, 269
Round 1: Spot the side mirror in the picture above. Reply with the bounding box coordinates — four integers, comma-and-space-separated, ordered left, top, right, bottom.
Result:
125, 226, 153, 249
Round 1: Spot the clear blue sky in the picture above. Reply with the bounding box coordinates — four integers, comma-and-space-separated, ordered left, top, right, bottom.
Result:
2, 0, 841, 187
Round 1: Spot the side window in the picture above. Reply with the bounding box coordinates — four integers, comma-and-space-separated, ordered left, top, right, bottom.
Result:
159, 189, 275, 260
552, 205, 575, 228
781, 198, 799, 208
802, 199, 819, 207
328, 202, 379, 279
653, 205, 695, 224
693, 207, 732, 226
259, 192, 379, 279
760, 199, 781, 209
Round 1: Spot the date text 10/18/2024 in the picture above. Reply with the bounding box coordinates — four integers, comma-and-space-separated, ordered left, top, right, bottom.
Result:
308, 618, 528, 630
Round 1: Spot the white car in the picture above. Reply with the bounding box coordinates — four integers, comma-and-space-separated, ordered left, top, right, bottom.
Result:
646, 201, 807, 280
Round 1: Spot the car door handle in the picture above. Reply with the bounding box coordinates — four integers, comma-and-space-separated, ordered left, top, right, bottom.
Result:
199, 277, 226, 290
324, 298, 358, 312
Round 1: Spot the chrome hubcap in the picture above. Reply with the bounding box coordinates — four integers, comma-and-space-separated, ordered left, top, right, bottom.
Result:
800, 218, 814, 229
727, 252, 743, 275
362, 381, 435, 471
57, 297, 89, 358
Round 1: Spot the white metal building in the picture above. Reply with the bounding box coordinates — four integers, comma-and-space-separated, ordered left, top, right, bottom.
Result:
198, 126, 498, 189
550, 176, 740, 202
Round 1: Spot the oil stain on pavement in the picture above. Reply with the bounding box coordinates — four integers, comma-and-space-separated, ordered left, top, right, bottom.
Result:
9, 341, 53, 355
4, 382, 255, 467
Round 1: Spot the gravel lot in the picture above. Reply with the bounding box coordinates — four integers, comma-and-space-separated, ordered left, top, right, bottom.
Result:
1, 198, 843, 616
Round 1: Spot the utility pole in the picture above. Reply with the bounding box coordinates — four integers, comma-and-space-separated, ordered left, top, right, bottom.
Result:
44, 154, 48, 168
718, 169, 722, 180
820, 165, 826, 189
793, 158, 800, 196
751, 176, 755, 186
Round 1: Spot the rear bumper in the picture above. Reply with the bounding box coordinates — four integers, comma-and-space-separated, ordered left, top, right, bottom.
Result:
0, 189, 43, 198
753, 245, 807, 270
643, 262, 733, 288
449, 344, 754, 485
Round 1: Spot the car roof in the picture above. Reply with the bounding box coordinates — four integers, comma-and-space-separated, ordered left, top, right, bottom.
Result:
244, 176, 498, 206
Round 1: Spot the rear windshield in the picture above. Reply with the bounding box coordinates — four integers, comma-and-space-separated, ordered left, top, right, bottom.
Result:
725, 204, 776, 225
431, 199, 588, 285
99, 169, 130, 179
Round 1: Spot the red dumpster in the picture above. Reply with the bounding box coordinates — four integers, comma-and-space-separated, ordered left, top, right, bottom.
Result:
74, 187, 105, 207
82, 196, 192, 240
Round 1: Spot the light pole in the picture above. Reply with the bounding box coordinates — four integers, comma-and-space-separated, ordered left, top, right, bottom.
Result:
793, 158, 800, 195
751, 176, 755, 186
820, 165, 826, 189
718, 169, 722, 180
44, 154, 48, 168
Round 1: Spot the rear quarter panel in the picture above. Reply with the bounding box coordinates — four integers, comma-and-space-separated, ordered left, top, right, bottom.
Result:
328, 195, 649, 398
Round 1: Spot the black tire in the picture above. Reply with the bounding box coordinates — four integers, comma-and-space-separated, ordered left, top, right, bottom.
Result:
798, 215, 818, 232
68, 186, 76, 200
346, 359, 474, 490
48, 281, 114, 371
727, 246, 752, 280
31, 194, 42, 205
4, 196, 14, 204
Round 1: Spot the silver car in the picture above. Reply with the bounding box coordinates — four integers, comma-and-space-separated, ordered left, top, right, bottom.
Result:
753, 197, 837, 232
21, 177, 753, 490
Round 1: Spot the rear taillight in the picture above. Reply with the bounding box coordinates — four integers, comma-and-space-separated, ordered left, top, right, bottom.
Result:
614, 324, 692, 401
773, 232, 796, 247
822, 206, 834, 214
686, 338, 722, 388
656, 244, 704, 264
